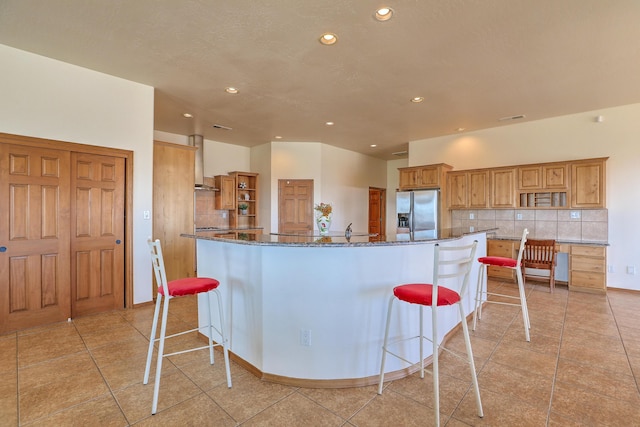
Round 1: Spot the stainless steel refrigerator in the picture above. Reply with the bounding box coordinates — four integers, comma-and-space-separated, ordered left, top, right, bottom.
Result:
396, 189, 439, 239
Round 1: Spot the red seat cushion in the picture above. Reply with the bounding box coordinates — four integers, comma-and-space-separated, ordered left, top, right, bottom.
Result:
159, 277, 220, 297
393, 284, 461, 306
478, 256, 517, 268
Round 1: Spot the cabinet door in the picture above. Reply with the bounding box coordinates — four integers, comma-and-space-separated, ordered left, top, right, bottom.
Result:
571, 160, 606, 208
419, 166, 439, 188
214, 175, 235, 210
399, 168, 419, 190
153, 142, 196, 281
448, 171, 468, 209
469, 170, 489, 208
518, 166, 542, 190
543, 164, 568, 189
491, 168, 516, 208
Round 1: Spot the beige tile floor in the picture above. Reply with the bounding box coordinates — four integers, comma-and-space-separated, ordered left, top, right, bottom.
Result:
2, 279, 640, 426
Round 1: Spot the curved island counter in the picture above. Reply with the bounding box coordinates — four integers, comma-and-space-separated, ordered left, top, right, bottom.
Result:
183, 228, 494, 388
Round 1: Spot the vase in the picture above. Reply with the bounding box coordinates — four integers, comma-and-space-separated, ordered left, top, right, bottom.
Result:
316, 214, 332, 235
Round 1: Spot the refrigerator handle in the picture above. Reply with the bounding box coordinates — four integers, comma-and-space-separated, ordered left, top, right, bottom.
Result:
408, 192, 414, 232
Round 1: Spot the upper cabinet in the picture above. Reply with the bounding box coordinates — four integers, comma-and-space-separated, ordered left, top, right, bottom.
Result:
490, 168, 517, 208
448, 170, 489, 209
517, 163, 569, 208
444, 157, 607, 210
214, 175, 235, 210
571, 158, 606, 208
398, 164, 452, 190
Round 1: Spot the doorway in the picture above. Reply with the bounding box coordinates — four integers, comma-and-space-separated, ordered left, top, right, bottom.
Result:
278, 179, 314, 234
368, 187, 386, 236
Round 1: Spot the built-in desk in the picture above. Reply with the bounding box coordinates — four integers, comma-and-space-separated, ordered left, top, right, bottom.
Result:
182, 228, 492, 387
488, 236, 607, 293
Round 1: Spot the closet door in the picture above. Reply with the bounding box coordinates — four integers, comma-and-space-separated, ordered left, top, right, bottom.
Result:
0, 143, 71, 333
71, 152, 125, 317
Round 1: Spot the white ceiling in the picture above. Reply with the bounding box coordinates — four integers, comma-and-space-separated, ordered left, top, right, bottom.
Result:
1, 0, 639, 160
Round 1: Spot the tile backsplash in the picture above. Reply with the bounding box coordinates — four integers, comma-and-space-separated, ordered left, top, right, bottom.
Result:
195, 191, 230, 229
451, 209, 608, 243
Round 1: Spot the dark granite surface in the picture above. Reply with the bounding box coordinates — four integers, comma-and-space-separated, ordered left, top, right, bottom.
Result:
182, 227, 497, 247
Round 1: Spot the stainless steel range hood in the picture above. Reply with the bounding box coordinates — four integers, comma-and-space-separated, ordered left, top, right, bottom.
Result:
189, 134, 216, 190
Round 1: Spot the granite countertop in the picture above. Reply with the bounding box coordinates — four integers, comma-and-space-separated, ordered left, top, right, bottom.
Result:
182, 226, 497, 247
488, 234, 609, 246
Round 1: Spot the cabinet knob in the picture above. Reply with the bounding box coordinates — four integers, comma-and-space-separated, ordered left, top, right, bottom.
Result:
0, 246, 6, 252
116, 240, 122, 244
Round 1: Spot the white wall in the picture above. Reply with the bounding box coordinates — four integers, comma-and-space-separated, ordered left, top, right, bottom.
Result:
407, 104, 640, 291
0, 44, 155, 304
265, 142, 387, 233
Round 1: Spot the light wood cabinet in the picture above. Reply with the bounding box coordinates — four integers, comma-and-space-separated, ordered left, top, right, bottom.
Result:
571, 158, 606, 208
517, 163, 569, 208
399, 164, 452, 190
569, 244, 606, 293
448, 170, 489, 209
490, 168, 517, 208
153, 141, 196, 281
229, 171, 260, 234
214, 175, 235, 210
487, 240, 516, 281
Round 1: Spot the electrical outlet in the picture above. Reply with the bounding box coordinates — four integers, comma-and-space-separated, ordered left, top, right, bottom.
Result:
607, 265, 615, 273
516, 213, 523, 220
143, 210, 150, 220
300, 329, 311, 346
469, 213, 475, 220
627, 266, 636, 275
221, 211, 227, 219
570, 211, 581, 219
469, 226, 475, 232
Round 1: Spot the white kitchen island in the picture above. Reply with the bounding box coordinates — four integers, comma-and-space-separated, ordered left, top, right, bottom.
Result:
186, 228, 490, 388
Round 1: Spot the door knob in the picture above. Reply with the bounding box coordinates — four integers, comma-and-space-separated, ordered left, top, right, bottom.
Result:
116, 240, 122, 244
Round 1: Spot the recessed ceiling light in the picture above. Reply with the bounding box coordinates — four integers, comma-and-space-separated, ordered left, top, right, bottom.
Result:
370, 144, 377, 148
275, 135, 283, 139
182, 113, 193, 118
319, 33, 338, 45
225, 87, 239, 94
325, 121, 334, 126
456, 127, 465, 132
374, 7, 394, 21
410, 97, 424, 103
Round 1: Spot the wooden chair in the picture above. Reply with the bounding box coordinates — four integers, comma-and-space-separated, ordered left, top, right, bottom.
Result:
521, 239, 557, 293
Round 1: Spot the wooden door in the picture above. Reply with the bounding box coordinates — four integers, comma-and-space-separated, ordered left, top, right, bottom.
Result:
278, 179, 313, 234
0, 143, 71, 333
368, 187, 386, 236
71, 152, 125, 317
153, 142, 196, 282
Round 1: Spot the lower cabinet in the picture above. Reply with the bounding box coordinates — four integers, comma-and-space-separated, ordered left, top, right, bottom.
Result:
486, 240, 516, 281
569, 245, 607, 293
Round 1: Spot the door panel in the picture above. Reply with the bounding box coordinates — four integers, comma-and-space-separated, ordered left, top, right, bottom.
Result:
368, 188, 385, 236
0, 143, 71, 333
71, 152, 125, 317
278, 179, 313, 234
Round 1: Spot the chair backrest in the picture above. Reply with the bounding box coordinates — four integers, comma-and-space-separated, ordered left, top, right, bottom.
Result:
148, 238, 170, 296
514, 228, 530, 268
431, 240, 478, 305
522, 239, 557, 269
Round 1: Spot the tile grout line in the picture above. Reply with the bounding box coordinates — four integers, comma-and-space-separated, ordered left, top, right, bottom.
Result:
544, 285, 570, 426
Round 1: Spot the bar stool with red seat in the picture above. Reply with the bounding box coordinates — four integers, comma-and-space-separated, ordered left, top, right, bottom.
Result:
378, 241, 483, 426
144, 238, 232, 415
472, 228, 530, 341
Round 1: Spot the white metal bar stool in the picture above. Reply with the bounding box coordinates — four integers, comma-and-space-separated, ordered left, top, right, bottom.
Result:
378, 241, 483, 427
473, 228, 530, 341
144, 238, 232, 415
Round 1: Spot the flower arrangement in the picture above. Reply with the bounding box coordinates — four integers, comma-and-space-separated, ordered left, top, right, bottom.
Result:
314, 202, 332, 217
238, 203, 249, 213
